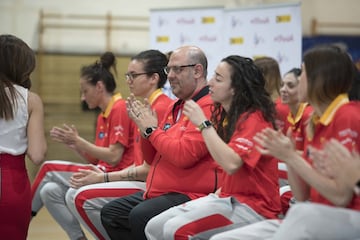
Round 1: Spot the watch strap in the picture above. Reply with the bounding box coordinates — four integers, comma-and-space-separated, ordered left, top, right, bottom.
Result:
198, 120, 212, 132
143, 126, 157, 138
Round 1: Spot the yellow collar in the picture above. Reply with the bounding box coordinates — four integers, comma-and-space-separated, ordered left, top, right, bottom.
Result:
148, 89, 163, 105
287, 102, 309, 125
311, 94, 349, 126
101, 93, 122, 118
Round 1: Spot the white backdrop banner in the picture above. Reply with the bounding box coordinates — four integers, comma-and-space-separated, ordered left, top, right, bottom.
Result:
150, 7, 224, 76
150, 3, 301, 77
223, 3, 302, 75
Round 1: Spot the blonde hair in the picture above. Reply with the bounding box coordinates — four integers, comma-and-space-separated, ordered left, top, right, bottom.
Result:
254, 57, 281, 101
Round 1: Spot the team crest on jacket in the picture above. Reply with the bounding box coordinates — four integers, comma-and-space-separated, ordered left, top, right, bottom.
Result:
98, 132, 105, 139
163, 123, 171, 131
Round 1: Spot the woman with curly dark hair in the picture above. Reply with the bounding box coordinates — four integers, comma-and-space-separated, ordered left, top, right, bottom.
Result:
145, 55, 281, 240
218, 45, 360, 240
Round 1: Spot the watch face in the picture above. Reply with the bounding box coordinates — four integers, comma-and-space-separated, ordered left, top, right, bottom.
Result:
204, 120, 211, 127
146, 127, 153, 134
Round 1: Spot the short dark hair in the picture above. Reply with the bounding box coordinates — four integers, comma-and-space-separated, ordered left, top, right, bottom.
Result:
131, 50, 168, 88
303, 45, 354, 106
81, 51, 117, 93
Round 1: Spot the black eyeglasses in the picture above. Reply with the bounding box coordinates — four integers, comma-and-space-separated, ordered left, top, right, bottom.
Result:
125, 72, 151, 81
163, 64, 197, 75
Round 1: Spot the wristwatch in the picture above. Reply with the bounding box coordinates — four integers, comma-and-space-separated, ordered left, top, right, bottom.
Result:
354, 179, 360, 195
143, 126, 157, 138
198, 120, 212, 132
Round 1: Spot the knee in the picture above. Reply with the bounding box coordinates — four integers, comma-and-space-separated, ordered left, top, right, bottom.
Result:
65, 188, 77, 209
286, 203, 318, 221
209, 234, 222, 240
39, 182, 62, 203
279, 203, 322, 234
163, 218, 180, 239
128, 204, 143, 222
100, 202, 113, 227
144, 215, 162, 238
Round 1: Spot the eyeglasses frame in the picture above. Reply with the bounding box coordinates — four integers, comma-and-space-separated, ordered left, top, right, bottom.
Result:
125, 72, 152, 81
163, 64, 197, 75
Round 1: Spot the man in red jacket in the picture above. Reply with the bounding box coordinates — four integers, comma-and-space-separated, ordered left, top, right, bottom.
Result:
100, 45, 222, 240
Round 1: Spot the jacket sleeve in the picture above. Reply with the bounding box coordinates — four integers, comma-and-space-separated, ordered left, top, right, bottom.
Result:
149, 99, 213, 169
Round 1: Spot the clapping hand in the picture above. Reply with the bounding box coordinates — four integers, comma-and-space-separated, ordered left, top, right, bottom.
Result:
183, 100, 207, 127
311, 139, 360, 183
50, 124, 78, 149
69, 165, 103, 188
126, 93, 158, 133
253, 128, 296, 162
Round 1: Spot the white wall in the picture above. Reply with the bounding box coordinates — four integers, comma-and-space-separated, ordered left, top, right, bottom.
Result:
0, 0, 359, 54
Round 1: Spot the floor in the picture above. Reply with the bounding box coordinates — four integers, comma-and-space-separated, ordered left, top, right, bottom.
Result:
28, 209, 94, 240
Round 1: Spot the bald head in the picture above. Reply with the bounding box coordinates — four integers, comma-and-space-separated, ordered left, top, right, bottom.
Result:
167, 46, 208, 100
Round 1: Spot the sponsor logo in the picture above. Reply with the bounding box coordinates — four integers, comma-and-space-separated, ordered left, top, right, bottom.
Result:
180, 34, 191, 45
235, 144, 250, 151
231, 16, 243, 28
234, 137, 253, 151
202, 16, 215, 24
230, 37, 244, 45
156, 36, 169, 43
339, 128, 358, 138
274, 34, 294, 42
253, 33, 265, 46
158, 17, 168, 27
250, 17, 269, 24
177, 18, 195, 24
114, 125, 124, 136
277, 52, 289, 64
199, 35, 217, 42
276, 15, 291, 23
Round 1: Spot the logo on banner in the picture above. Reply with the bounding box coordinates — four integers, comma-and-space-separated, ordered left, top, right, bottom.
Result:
158, 17, 169, 27
231, 16, 243, 28
199, 35, 217, 42
277, 51, 289, 64
250, 17, 269, 24
274, 34, 294, 43
177, 17, 195, 24
253, 55, 267, 60
276, 15, 291, 23
202, 16, 215, 24
230, 37, 244, 45
180, 34, 192, 44
253, 33, 265, 46
156, 36, 170, 43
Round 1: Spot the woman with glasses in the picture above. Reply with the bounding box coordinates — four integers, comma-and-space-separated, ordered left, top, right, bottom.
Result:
31, 51, 138, 240
63, 49, 173, 240
145, 55, 281, 240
